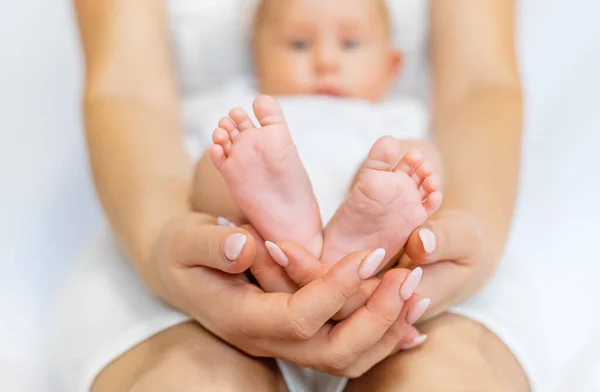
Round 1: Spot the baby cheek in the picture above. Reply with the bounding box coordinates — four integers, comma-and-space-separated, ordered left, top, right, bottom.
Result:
281, 61, 314, 93
348, 70, 389, 101
260, 57, 307, 95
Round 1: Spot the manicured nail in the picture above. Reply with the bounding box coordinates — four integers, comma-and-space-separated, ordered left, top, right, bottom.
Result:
265, 241, 289, 267
217, 217, 237, 228
400, 267, 423, 300
358, 249, 386, 279
399, 335, 428, 351
406, 298, 431, 325
418, 228, 436, 254
223, 233, 247, 261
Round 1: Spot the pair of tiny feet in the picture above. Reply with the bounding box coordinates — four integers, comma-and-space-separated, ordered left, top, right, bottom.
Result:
211, 95, 443, 273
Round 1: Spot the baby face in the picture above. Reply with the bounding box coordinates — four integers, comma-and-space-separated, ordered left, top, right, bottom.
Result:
252, 0, 401, 102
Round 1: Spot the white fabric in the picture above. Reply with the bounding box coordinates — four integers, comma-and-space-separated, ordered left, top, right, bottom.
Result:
0, 0, 588, 391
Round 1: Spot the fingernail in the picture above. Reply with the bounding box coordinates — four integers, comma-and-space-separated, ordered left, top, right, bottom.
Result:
406, 298, 431, 324
400, 267, 423, 300
399, 335, 428, 351
265, 241, 289, 267
217, 217, 238, 228
223, 233, 247, 261
418, 228, 436, 254
358, 249, 386, 279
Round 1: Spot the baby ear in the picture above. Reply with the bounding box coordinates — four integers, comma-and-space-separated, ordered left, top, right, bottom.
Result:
390, 50, 404, 79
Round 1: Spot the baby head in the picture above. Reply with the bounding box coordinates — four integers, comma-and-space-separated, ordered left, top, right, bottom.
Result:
252, 0, 402, 102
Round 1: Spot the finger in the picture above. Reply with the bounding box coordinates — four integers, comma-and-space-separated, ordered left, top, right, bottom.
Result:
393, 294, 428, 350
331, 278, 379, 321
270, 242, 385, 322
345, 318, 417, 377
239, 248, 387, 340
400, 249, 472, 320
269, 241, 328, 287
216, 216, 250, 227
170, 215, 256, 274
244, 227, 297, 294
344, 294, 427, 376
257, 270, 426, 372
325, 268, 410, 361
395, 332, 428, 352
404, 210, 482, 265
406, 295, 431, 325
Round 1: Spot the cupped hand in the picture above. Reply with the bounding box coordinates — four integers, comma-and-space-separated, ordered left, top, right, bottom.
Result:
233, 222, 429, 351
153, 213, 420, 377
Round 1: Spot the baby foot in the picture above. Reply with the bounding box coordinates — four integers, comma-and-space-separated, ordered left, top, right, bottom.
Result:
210, 95, 323, 256
321, 136, 443, 265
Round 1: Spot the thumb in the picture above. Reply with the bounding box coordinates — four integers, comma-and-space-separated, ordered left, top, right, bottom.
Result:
404, 210, 482, 266
167, 214, 256, 274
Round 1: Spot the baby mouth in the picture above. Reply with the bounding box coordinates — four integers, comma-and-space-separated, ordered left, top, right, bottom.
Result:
316, 87, 345, 98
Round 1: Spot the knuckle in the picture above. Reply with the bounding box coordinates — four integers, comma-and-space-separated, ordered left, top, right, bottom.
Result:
291, 269, 314, 287
365, 303, 397, 328
375, 309, 399, 328
323, 352, 354, 374
285, 314, 317, 340
322, 273, 356, 303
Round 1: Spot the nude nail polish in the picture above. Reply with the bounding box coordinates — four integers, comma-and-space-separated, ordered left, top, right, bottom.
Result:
399, 335, 428, 351
224, 233, 247, 261
400, 267, 423, 300
265, 241, 289, 267
358, 249, 386, 279
418, 228, 436, 254
217, 217, 237, 228
406, 298, 431, 325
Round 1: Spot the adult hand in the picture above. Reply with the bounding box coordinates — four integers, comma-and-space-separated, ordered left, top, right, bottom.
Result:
153, 213, 420, 377
234, 221, 428, 340
401, 209, 483, 320
242, 209, 481, 333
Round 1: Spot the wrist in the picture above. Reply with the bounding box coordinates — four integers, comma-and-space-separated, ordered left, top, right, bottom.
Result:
125, 186, 196, 306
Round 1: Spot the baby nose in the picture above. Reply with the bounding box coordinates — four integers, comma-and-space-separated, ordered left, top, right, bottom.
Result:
315, 43, 340, 73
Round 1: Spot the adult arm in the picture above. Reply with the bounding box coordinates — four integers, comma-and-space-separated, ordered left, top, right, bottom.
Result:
427, 0, 522, 299
75, 0, 193, 298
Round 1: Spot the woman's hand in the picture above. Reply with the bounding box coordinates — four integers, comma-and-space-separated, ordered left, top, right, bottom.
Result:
152, 214, 421, 377
246, 209, 482, 328
238, 226, 428, 351
401, 209, 484, 320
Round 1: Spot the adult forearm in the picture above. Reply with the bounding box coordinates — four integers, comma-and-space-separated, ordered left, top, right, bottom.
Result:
84, 94, 194, 297
432, 83, 523, 299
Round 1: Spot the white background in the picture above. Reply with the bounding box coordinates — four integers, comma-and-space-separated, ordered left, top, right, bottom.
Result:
0, 1, 101, 390
1, 0, 600, 391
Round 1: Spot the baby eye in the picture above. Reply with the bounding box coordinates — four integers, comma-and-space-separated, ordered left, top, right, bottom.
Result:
342, 39, 360, 50
290, 39, 311, 51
